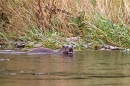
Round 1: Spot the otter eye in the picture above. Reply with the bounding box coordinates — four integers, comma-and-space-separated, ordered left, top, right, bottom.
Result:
63, 44, 68, 48
62, 45, 68, 48
62, 45, 65, 48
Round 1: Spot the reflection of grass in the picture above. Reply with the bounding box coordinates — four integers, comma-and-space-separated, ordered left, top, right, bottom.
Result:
0, 0, 130, 49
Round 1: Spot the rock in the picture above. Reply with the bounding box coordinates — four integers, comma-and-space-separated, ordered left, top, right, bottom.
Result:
66, 37, 80, 45
0, 42, 6, 49
13, 41, 26, 48
104, 45, 122, 50
84, 42, 92, 49
34, 42, 43, 47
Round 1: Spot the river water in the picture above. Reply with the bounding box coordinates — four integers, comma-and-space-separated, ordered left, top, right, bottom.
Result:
0, 50, 130, 86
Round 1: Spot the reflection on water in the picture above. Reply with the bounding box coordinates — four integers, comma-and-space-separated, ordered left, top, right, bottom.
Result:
0, 50, 130, 86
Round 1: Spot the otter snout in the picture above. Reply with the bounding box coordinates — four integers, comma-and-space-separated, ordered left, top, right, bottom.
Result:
62, 45, 74, 55
68, 46, 73, 53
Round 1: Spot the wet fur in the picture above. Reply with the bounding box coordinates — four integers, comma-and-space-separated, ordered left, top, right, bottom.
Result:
27, 45, 74, 56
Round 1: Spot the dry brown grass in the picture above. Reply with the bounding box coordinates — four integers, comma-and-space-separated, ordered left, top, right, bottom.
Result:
0, 0, 130, 37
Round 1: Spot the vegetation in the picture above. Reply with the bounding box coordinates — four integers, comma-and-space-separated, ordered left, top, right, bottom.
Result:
0, 0, 130, 49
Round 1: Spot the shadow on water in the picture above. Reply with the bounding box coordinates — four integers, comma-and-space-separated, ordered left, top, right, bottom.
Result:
0, 50, 130, 86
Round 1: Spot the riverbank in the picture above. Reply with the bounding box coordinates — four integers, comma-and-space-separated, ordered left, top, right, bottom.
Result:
0, 0, 130, 50
0, 35, 124, 51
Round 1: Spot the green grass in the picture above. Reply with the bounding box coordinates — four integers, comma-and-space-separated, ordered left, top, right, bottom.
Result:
90, 13, 130, 48
0, 32, 9, 42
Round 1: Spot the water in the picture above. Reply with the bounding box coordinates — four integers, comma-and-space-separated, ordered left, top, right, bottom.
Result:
0, 50, 130, 86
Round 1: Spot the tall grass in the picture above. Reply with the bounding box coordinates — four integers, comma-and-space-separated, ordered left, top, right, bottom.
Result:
0, 0, 130, 48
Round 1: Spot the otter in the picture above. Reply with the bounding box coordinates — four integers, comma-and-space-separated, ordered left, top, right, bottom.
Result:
27, 44, 74, 56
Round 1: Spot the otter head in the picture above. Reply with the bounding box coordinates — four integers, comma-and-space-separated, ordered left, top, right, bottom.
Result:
61, 44, 74, 57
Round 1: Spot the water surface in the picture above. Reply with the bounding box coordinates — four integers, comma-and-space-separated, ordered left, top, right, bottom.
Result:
0, 50, 130, 86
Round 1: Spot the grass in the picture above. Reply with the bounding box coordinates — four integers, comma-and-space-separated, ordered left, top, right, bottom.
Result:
88, 13, 130, 47
0, 0, 130, 49
18, 27, 65, 49
0, 31, 9, 44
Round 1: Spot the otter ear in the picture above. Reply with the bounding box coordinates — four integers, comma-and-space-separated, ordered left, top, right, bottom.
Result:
62, 45, 65, 48
62, 44, 66, 48
63, 44, 67, 48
